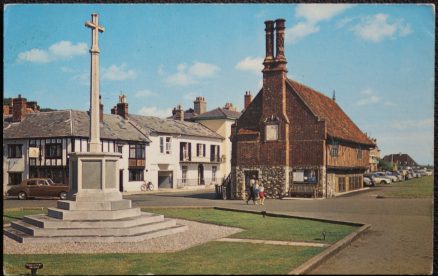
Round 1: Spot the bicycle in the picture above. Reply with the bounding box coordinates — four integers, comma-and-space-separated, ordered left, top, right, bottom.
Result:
140, 181, 154, 191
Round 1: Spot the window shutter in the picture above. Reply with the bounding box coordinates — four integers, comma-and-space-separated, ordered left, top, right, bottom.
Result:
180, 143, 183, 161
196, 144, 199, 156
203, 144, 206, 157
188, 143, 192, 161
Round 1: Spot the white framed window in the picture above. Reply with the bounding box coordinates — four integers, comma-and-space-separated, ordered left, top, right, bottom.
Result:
212, 166, 217, 181
357, 148, 363, 160
165, 137, 171, 154
196, 143, 206, 157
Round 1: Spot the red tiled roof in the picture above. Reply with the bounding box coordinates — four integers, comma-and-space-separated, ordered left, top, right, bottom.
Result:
287, 79, 375, 146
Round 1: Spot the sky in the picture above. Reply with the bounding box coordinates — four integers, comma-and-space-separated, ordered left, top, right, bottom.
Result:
4, 4, 435, 165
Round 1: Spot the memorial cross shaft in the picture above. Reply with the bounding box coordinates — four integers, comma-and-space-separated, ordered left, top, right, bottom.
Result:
85, 13, 105, 153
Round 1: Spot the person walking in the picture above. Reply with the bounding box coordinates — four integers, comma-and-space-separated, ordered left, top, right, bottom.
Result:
246, 176, 256, 205
254, 180, 260, 205
258, 184, 265, 205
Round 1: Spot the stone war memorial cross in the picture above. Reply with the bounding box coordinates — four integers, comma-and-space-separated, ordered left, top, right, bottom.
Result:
4, 13, 186, 243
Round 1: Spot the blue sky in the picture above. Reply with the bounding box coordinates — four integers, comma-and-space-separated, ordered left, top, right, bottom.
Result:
4, 4, 435, 165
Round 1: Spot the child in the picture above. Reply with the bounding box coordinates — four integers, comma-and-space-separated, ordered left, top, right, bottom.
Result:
258, 184, 265, 205
254, 181, 260, 205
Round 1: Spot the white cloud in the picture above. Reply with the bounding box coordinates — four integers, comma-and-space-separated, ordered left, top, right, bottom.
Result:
17, 49, 50, 63
296, 4, 353, 24
138, 106, 173, 118
17, 40, 87, 63
286, 4, 352, 44
60, 66, 74, 73
286, 22, 320, 44
165, 62, 220, 86
355, 88, 380, 106
135, 89, 156, 98
384, 101, 396, 106
392, 118, 433, 130
102, 63, 137, 81
351, 14, 412, 43
189, 62, 220, 77
235, 56, 264, 74
48, 41, 87, 58
183, 92, 200, 102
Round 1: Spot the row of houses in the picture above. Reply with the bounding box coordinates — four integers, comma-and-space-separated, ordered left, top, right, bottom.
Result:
3, 94, 241, 193
4, 18, 384, 198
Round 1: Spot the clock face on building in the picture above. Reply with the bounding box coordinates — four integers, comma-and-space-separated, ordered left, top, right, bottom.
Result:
265, 124, 278, 141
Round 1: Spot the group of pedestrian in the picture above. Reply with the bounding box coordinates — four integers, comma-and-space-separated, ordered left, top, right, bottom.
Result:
246, 175, 265, 205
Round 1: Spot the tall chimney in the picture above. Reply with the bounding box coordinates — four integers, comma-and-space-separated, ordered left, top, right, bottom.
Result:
99, 95, 104, 122
12, 94, 27, 122
224, 102, 237, 111
173, 105, 184, 121
244, 91, 252, 110
194, 96, 206, 115
116, 94, 129, 120
263, 20, 275, 69
275, 18, 287, 66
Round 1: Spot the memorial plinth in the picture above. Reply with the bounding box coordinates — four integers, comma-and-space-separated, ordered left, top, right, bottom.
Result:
4, 13, 187, 243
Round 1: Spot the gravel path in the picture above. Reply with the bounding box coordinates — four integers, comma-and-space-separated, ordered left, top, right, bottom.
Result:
3, 219, 242, 254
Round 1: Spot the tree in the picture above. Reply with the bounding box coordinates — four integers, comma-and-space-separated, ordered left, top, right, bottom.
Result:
378, 159, 393, 171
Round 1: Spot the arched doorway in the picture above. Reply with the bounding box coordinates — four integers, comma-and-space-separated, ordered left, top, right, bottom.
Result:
198, 164, 204, 185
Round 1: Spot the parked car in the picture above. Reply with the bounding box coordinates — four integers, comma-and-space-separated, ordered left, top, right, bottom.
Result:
388, 171, 403, 182
375, 172, 397, 183
6, 178, 69, 200
363, 175, 375, 187
370, 173, 392, 184
425, 170, 433, 176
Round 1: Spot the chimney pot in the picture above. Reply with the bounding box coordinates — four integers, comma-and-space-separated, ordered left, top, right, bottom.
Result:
174, 105, 184, 121
116, 94, 129, 120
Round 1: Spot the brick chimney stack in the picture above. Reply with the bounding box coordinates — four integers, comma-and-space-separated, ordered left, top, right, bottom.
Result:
12, 94, 28, 122
173, 105, 184, 121
263, 20, 275, 70
244, 91, 252, 110
194, 96, 206, 115
99, 95, 104, 122
116, 94, 129, 120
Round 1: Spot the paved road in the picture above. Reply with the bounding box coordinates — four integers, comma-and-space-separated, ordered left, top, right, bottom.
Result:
3, 186, 433, 275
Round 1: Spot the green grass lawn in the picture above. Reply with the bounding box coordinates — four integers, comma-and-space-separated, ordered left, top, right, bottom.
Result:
382, 176, 433, 198
4, 243, 323, 275
3, 208, 47, 224
4, 208, 357, 275
142, 208, 357, 244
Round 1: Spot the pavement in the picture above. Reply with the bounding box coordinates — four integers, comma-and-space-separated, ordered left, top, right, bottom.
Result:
3, 185, 433, 275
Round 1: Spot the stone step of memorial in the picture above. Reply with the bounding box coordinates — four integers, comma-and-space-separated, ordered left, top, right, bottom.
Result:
48, 207, 141, 220
22, 213, 164, 229
11, 218, 177, 237
4, 224, 188, 243
57, 199, 132, 211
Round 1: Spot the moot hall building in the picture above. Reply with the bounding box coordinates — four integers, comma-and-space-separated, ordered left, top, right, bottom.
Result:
230, 19, 375, 199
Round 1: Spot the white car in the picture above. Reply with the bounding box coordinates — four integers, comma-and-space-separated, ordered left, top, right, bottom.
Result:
371, 173, 392, 184
375, 172, 397, 182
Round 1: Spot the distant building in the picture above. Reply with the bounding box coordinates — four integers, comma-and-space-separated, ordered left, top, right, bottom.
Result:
230, 19, 375, 199
383, 153, 418, 168
169, 97, 242, 178
368, 138, 380, 172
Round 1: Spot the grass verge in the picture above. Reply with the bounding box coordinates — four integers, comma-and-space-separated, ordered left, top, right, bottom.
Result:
4, 208, 357, 274
142, 207, 357, 244
382, 176, 433, 198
